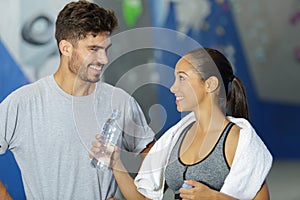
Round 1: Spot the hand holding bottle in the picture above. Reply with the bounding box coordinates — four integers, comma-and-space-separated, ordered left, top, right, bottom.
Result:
91, 109, 121, 170
91, 134, 121, 169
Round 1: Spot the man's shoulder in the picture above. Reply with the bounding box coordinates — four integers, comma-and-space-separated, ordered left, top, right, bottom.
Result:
2, 76, 49, 104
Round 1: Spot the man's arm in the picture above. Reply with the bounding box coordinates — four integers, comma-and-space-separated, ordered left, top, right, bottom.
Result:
0, 181, 13, 200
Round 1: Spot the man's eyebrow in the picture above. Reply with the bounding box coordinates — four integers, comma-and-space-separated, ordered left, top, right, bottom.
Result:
88, 43, 112, 49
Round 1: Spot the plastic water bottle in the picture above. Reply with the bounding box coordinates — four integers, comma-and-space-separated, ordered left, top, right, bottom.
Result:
91, 109, 121, 170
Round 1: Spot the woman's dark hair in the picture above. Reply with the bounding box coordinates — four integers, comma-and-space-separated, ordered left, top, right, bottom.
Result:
186, 48, 249, 120
55, 0, 118, 48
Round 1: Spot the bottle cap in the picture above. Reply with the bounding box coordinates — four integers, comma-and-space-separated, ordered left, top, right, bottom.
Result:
182, 183, 193, 188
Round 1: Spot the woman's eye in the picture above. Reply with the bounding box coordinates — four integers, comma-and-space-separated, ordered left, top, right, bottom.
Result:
179, 75, 185, 81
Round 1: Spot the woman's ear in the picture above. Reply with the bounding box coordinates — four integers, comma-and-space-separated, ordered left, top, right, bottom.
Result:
59, 40, 73, 56
205, 76, 219, 93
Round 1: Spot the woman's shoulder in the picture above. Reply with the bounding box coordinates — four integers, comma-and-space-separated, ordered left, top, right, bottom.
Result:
225, 122, 240, 167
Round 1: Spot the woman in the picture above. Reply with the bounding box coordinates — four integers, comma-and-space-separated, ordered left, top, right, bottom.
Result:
93, 48, 273, 200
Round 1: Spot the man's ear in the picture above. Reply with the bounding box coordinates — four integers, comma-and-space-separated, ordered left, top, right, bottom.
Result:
59, 40, 73, 56
205, 76, 219, 93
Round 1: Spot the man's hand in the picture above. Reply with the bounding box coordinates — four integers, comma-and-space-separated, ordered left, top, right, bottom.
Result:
0, 181, 13, 200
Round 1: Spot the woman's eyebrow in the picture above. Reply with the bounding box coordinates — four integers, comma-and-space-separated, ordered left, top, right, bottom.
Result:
176, 71, 189, 76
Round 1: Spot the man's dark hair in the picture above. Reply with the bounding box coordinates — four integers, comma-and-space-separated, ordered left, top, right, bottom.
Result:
55, 0, 118, 47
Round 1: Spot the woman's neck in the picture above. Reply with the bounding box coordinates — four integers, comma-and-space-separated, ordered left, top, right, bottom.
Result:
192, 105, 227, 134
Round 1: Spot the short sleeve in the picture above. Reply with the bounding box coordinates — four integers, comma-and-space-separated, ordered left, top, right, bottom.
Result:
0, 95, 19, 154
121, 97, 155, 153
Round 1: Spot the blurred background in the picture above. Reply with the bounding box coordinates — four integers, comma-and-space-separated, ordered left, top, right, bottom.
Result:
1, 0, 299, 199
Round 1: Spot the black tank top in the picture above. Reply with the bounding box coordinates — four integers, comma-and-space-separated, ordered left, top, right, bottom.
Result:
165, 122, 234, 198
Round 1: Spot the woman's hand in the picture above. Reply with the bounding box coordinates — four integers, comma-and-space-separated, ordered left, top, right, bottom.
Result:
179, 180, 215, 200
90, 134, 121, 169
179, 180, 237, 200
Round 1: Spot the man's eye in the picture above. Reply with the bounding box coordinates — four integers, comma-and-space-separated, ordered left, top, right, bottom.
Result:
91, 47, 99, 52
179, 75, 185, 81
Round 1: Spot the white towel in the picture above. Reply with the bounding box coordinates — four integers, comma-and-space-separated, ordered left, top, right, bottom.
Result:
134, 113, 273, 200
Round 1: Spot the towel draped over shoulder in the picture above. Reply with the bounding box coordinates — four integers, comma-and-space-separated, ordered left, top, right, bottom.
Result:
134, 112, 273, 200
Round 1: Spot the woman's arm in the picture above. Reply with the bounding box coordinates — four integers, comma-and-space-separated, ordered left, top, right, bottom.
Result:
179, 180, 270, 200
179, 180, 269, 200
253, 182, 270, 200
113, 140, 155, 200
112, 158, 150, 200
0, 181, 12, 200
91, 135, 153, 200
179, 180, 238, 200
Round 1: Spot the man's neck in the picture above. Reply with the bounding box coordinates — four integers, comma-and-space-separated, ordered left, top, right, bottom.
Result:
54, 70, 96, 96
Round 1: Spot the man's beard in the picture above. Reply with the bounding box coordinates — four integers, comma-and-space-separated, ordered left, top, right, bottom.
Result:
69, 52, 101, 83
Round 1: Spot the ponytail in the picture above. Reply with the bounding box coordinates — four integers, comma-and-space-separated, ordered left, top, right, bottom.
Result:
227, 76, 249, 120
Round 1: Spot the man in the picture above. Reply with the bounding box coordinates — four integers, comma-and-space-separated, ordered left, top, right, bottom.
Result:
0, 1, 155, 199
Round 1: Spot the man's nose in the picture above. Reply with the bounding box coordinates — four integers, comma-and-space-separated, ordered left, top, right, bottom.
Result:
97, 51, 108, 65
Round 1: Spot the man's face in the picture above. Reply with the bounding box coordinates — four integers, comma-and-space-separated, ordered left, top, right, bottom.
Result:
69, 32, 111, 83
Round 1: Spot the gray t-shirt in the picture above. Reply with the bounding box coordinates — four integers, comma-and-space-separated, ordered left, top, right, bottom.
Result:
0, 75, 155, 200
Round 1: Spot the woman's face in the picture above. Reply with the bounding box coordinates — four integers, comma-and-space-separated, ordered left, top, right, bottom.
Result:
170, 57, 208, 112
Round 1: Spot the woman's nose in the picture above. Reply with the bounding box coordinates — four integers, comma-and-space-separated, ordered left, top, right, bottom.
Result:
170, 82, 177, 94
